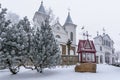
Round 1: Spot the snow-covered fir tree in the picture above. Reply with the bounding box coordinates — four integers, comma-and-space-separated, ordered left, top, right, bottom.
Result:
17, 17, 33, 56
32, 18, 61, 73
0, 8, 32, 74
1, 22, 30, 74
0, 5, 11, 69
0, 4, 60, 74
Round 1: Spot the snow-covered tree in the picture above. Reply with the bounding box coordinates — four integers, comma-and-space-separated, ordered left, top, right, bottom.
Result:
30, 27, 43, 72
32, 18, 61, 73
17, 17, 33, 54
6, 17, 34, 74
0, 4, 11, 69
0, 12, 33, 74
0, 4, 60, 74
2, 23, 30, 74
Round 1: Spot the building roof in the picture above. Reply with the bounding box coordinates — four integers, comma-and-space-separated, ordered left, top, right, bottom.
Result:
77, 40, 96, 53
38, 1, 46, 14
64, 12, 73, 25
94, 34, 114, 43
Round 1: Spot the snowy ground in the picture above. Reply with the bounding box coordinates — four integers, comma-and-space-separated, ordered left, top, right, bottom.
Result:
0, 64, 120, 80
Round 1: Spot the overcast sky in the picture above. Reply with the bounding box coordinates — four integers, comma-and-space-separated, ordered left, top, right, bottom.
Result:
1, 0, 120, 51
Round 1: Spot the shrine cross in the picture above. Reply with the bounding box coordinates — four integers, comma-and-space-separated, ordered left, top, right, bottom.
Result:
85, 31, 91, 39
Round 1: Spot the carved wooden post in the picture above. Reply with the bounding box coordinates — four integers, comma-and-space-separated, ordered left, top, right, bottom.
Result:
67, 39, 72, 65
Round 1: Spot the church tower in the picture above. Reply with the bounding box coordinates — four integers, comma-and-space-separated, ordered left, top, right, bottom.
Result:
63, 11, 77, 45
33, 1, 48, 26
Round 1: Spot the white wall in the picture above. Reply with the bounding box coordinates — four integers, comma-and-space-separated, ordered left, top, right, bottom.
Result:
64, 24, 76, 45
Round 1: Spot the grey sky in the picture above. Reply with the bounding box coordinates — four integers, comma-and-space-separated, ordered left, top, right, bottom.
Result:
1, 0, 120, 51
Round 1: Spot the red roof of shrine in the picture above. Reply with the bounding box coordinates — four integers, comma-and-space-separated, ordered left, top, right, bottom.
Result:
77, 40, 96, 53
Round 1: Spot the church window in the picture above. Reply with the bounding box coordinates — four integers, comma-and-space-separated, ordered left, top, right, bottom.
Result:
70, 32, 73, 41
100, 46, 102, 51
100, 55, 103, 63
106, 40, 107, 46
57, 26, 60, 30
103, 40, 105, 45
112, 49, 114, 54
108, 42, 111, 47
56, 35, 61, 38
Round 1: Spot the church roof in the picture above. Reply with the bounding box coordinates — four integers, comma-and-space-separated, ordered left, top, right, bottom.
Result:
38, 1, 46, 14
94, 34, 114, 42
94, 35, 103, 39
77, 40, 96, 53
64, 12, 73, 25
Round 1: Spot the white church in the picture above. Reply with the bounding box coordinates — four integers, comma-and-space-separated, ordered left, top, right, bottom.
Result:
33, 1, 78, 64
94, 31, 115, 64
33, 1, 116, 65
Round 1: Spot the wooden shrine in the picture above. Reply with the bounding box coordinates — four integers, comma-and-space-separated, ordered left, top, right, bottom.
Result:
75, 31, 97, 72
77, 40, 96, 63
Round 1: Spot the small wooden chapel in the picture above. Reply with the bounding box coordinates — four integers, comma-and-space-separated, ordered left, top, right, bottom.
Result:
77, 39, 96, 63
77, 31, 96, 63
75, 31, 97, 72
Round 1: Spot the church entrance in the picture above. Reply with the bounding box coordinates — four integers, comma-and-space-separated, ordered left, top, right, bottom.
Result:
105, 52, 110, 64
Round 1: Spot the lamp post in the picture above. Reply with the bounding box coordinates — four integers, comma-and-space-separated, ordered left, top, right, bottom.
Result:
67, 39, 72, 65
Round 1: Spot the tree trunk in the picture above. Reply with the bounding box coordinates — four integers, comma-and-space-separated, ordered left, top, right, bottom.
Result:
39, 64, 43, 73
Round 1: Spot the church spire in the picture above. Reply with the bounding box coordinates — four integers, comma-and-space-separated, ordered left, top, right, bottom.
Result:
38, 1, 46, 14
64, 10, 73, 25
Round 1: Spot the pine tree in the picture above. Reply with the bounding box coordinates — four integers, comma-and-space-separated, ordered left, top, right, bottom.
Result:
2, 23, 29, 74
0, 15, 33, 74
31, 27, 43, 72
33, 18, 61, 73
0, 4, 11, 70
17, 17, 35, 69
6, 17, 34, 74
17, 17, 32, 57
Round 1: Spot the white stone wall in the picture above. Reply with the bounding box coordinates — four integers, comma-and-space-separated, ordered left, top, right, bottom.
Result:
94, 35, 115, 64
64, 24, 76, 45
33, 11, 77, 56
52, 23, 68, 44
52, 23, 77, 56
33, 12, 48, 26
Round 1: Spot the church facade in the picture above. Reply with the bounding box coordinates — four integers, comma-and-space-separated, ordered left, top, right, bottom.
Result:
94, 33, 115, 64
33, 2, 78, 64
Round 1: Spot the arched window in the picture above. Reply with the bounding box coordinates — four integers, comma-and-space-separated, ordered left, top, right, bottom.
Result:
57, 26, 60, 30
56, 35, 61, 38
70, 32, 73, 41
100, 46, 102, 51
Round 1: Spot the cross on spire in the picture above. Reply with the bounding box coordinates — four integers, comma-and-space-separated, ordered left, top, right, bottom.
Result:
68, 8, 71, 12
103, 27, 105, 35
64, 8, 73, 25
85, 31, 91, 40
41, 0, 43, 4
97, 31, 99, 36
